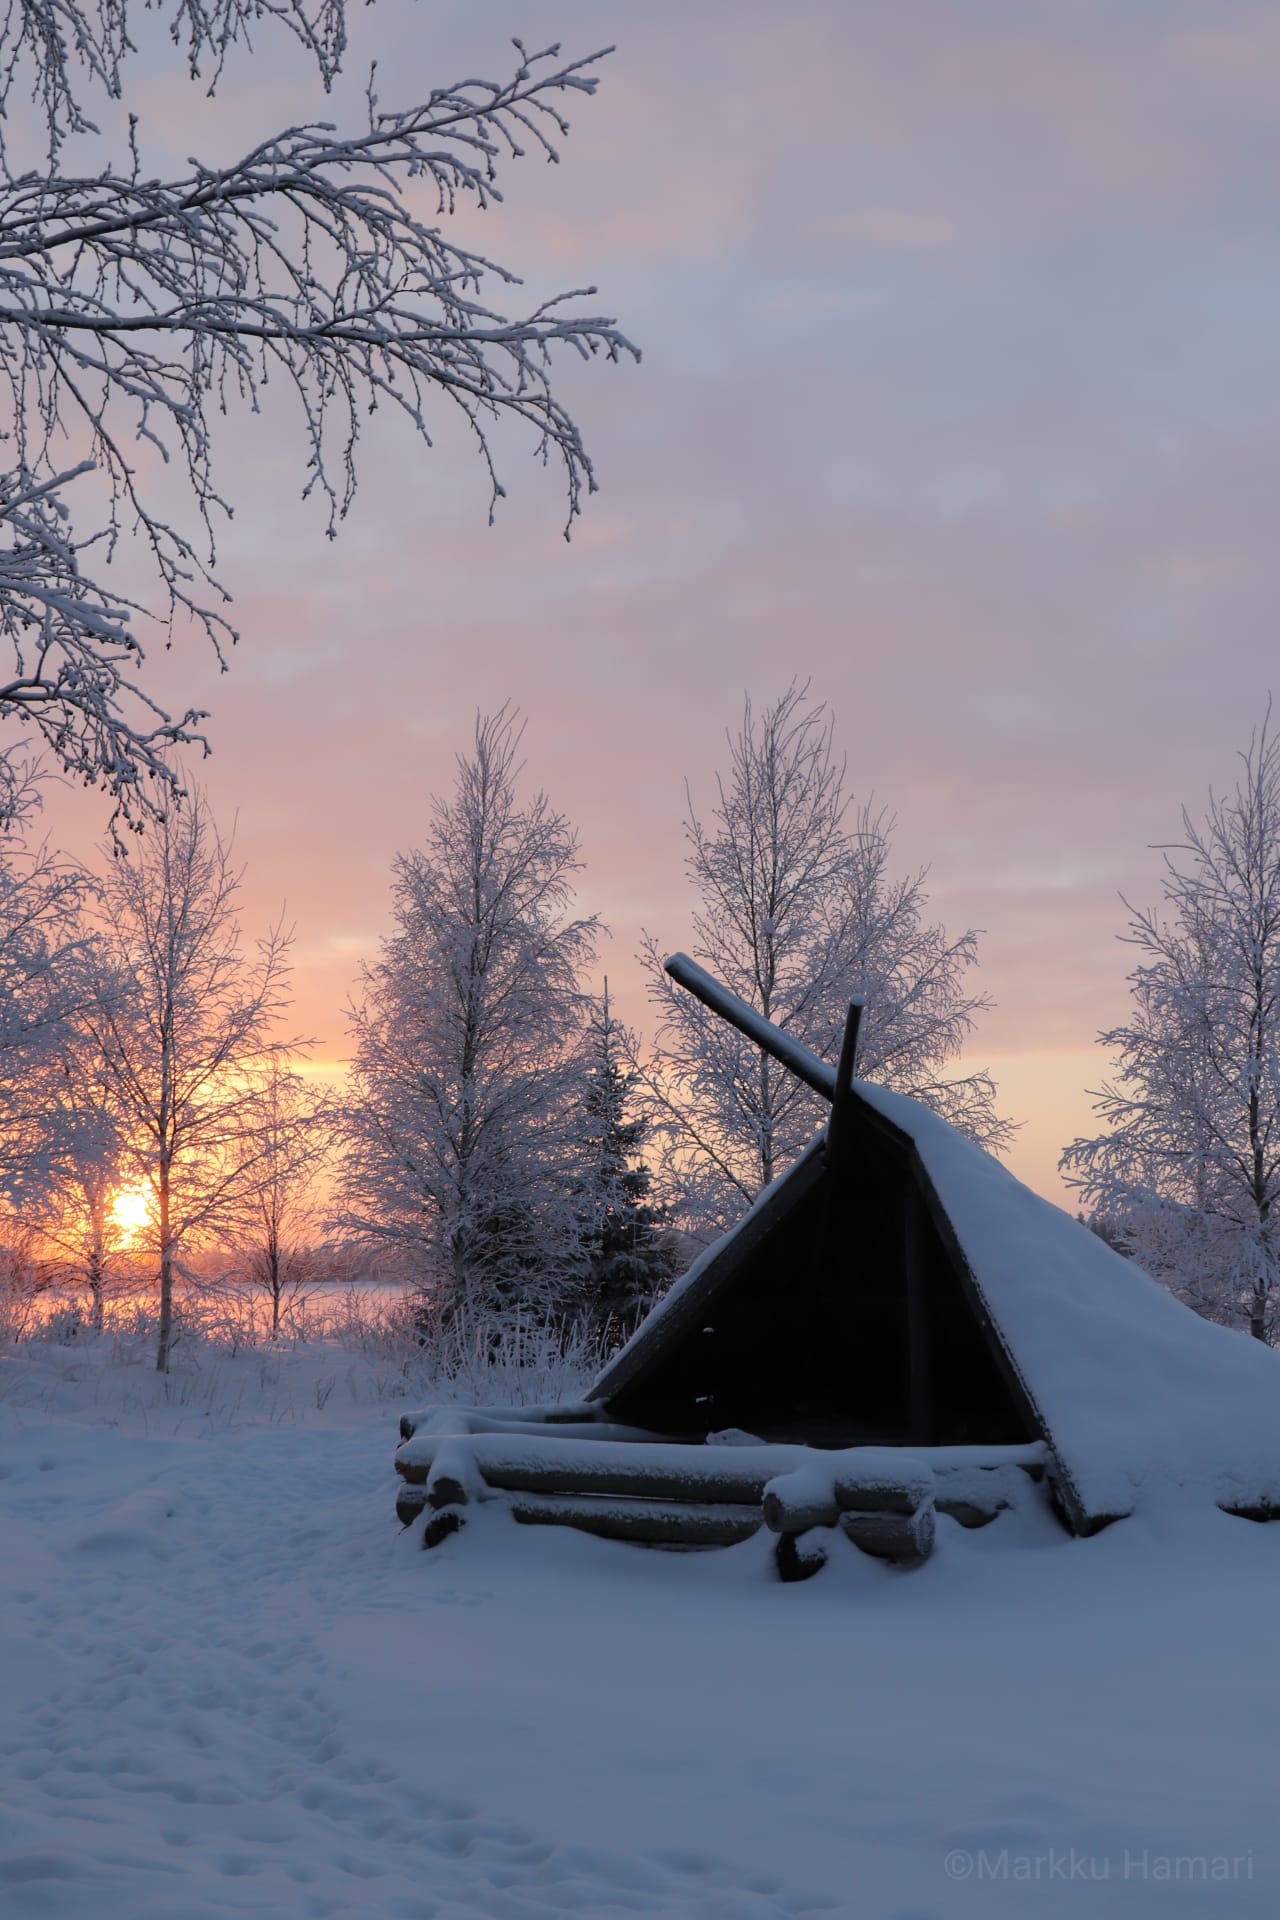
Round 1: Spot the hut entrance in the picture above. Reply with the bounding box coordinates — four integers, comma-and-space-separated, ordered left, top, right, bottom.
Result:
605, 1116, 1033, 1449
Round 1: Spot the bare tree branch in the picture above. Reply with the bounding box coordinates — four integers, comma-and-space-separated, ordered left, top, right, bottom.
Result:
0, 17, 636, 821
1062, 709, 1280, 1343
643, 684, 1011, 1236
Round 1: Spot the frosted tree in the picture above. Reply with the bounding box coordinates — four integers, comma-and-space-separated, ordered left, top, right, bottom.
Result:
342, 708, 598, 1334
571, 982, 679, 1338
85, 792, 300, 1368
227, 1059, 336, 1335
1062, 717, 1280, 1343
19, 999, 134, 1330
641, 685, 1009, 1233
0, 4, 635, 826
0, 771, 98, 1210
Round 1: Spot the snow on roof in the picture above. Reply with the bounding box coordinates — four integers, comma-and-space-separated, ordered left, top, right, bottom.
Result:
859, 1081, 1280, 1523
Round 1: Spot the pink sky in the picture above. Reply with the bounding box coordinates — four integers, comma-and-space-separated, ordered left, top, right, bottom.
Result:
34, 1, 1280, 1206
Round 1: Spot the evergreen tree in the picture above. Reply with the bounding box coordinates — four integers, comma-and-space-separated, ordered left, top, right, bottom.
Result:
574, 984, 679, 1338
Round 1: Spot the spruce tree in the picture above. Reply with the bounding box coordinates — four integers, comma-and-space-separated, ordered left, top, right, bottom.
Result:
575, 985, 679, 1339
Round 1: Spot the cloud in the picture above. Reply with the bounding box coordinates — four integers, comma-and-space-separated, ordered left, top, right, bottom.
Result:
24, 0, 1280, 1205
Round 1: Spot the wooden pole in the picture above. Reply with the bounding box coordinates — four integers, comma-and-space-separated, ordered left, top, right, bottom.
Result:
824, 997, 865, 1168
663, 953, 836, 1101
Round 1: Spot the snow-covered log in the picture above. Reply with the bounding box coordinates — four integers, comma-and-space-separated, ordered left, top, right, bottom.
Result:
840, 1506, 935, 1566
398, 1404, 655, 1444
396, 1483, 430, 1527
395, 1431, 1042, 1500
761, 1477, 840, 1534
834, 1456, 934, 1515
394, 1433, 781, 1498
400, 1400, 596, 1439
933, 1462, 1029, 1527
774, 1529, 830, 1583
763, 1455, 937, 1536
423, 1510, 464, 1551
394, 1425, 1043, 1560
508, 1493, 761, 1547
425, 1441, 487, 1513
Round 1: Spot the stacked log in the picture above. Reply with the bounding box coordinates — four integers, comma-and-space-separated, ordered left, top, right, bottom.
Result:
838, 1506, 934, 1565
773, 1529, 831, 1583
933, 1460, 1031, 1528
509, 1494, 761, 1547
398, 1402, 660, 1444
394, 1421, 1046, 1566
395, 1482, 430, 1527
763, 1452, 937, 1573
396, 1431, 786, 1549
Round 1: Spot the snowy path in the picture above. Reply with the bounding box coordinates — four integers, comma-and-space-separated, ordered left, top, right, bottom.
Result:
0, 1386, 829, 1919
3, 1347, 1280, 1917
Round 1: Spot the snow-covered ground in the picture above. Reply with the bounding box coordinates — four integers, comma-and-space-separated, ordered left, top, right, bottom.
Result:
2, 1333, 1278, 1919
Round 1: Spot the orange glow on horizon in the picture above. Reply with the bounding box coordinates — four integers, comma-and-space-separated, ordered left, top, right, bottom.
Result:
110, 1182, 153, 1249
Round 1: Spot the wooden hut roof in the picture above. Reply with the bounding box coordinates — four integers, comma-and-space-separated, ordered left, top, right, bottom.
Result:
590, 1078, 1280, 1531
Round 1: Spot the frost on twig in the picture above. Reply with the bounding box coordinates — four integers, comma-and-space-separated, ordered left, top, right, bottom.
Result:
0, 464, 208, 828
0, 11, 636, 822
636, 687, 1012, 1237
1062, 713, 1280, 1344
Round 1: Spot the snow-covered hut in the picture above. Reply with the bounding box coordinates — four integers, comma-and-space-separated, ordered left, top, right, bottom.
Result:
587, 957, 1280, 1536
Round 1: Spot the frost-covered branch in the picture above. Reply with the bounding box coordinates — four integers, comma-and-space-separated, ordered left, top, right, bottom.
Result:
643, 686, 1011, 1236
1063, 712, 1280, 1342
0, 18, 635, 820
0, 464, 207, 825
0, 0, 358, 164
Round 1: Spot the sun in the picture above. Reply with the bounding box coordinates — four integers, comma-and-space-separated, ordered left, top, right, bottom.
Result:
110, 1183, 153, 1249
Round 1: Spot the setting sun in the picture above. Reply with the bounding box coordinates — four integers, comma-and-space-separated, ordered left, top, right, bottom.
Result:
110, 1183, 152, 1249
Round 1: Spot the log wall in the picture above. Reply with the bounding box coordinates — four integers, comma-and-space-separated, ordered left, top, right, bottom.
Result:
396, 1420, 1048, 1569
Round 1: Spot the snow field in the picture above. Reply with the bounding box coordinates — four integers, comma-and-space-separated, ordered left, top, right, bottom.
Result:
2, 1335, 1279, 1918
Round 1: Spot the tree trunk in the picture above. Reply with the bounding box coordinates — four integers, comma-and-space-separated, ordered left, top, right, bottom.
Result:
1250, 1289, 1269, 1343
759, 1054, 773, 1188
156, 1154, 174, 1372
269, 1232, 281, 1334
88, 1238, 105, 1333
1248, 1060, 1270, 1342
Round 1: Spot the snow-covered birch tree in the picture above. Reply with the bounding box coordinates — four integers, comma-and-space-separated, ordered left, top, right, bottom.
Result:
341, 708, 598, 1334
0, 3, 635, 826
227, 1059, 336, 1335
0, 771, 97, 1209
1062, 717, 1280, 1343
85, 792, 300, 1368
18, 999, 133, 1330
641, 685, 1010, 1234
